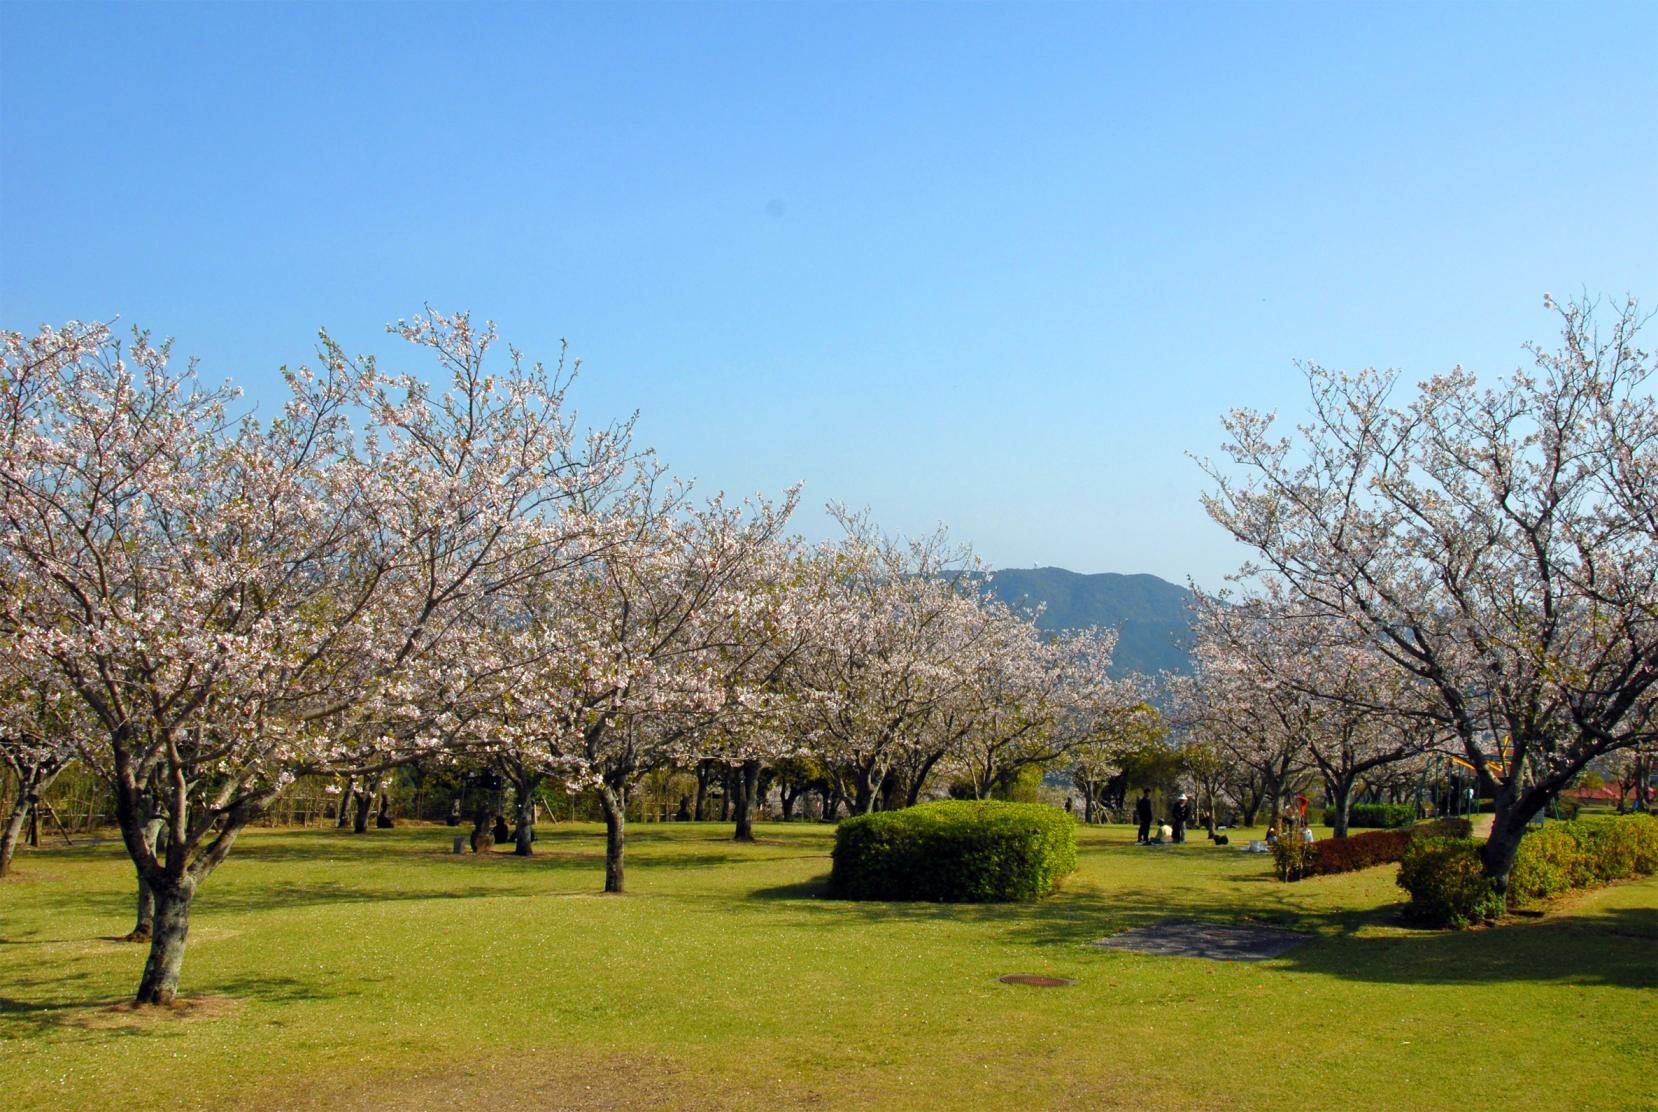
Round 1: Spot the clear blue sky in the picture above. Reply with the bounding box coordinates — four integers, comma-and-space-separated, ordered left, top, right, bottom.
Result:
4, 1, 1655, 588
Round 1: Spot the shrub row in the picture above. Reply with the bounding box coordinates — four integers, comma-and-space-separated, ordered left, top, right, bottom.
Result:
1320, 802, 1417, 829
1507, 814, 1658, 905
829, 800, 1078, 902
1274, 817, 1470, 881
1397, 813, 1658, 928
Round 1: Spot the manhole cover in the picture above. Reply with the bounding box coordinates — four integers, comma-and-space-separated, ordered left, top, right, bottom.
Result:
1090, 918, 1311, 961
997, 974, 1075, 987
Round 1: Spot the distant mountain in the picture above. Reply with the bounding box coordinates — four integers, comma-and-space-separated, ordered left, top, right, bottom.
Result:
983, 567, 1195, 677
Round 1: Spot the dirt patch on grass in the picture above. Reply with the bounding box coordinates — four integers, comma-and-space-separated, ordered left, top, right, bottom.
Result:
66, 994, 244, 1029
0, 868, 64, 885
1091, 919, 1312, 961
265, 1048, 708, 1111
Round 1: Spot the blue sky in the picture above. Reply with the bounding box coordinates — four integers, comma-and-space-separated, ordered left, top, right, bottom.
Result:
3, 1, 1655, 587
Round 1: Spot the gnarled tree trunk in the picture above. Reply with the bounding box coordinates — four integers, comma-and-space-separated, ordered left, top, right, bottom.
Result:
125, 817, 167, 941
599, 784, 627, 893
135, 877, 196, 1006
514, 789, 537, 856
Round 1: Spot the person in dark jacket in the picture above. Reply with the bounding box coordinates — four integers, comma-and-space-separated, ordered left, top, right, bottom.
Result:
1134, 789, 1153, 844
1172, 793, 1189, 844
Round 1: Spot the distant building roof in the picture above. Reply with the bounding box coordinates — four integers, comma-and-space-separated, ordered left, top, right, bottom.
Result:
1563, 784, 1621, 803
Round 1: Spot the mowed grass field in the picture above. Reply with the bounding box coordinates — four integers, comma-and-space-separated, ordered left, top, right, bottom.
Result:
3, 820, 1654, 1111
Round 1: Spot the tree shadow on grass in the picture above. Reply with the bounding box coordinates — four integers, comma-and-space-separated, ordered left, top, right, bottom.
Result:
750, 877, 832, 900
625, 851, 770, 871
23, 881, 524, 919
202, 882, 517, 914
746, 869, 1658, 990
1269, 902, 1658, 990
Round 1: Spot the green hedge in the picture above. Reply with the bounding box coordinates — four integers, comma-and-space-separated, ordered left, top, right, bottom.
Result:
1398, 813, 1658, 927
1396, 837, 1504, 928
829, 800, 1078, 902
1509, 814, 1658, 905
1321, 803, 1416, 829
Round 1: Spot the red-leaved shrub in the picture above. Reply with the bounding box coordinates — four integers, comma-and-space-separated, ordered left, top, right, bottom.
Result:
1276, 817, 1472, 881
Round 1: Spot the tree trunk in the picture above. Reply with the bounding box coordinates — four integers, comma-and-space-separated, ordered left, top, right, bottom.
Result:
1263, 773, 1286, 834
1330, 777, 1354, 839
336, 778, 354, 828
904, 751, 948, 807
1480, 775, 1564, 896
880, 771, 903, 812
514, 788, 536, 856
719, 767, 734, 822
134, 877, 196, 1006
352, 789, 373, 834
124, 817, 166, 941
375, 790, 394, 828
733, 759, 761, 842
600, 785, 626, 894
0, 786, 33, 878
694, 761, 712, 821
1480, 812, 1528, 897
852, 764, 880, 814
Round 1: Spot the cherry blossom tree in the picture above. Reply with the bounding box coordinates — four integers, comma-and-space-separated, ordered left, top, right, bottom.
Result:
1185, 590, 1439, 837
448, 475, 801, 890
1200, 296, 1658, 887
788, 514, 994, 813
0, 311, 627, 1003
950, 622, 1121, 801
0, 662, 79, 877
1178, 607, 1315, 835
1068, 699, 1165, 823
677, 540, 832, 842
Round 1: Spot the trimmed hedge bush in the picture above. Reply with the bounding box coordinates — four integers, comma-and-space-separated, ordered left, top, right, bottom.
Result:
1321, 802, 1416, 829
1274, 817, 1470, 881
1508, 813, 1658, 905
1398, 813, 1658, 927
829, 800, 1077, 902
1397, 837, 1503, 928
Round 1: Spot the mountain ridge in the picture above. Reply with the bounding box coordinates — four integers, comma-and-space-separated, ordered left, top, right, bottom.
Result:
983, 566, 1195, 677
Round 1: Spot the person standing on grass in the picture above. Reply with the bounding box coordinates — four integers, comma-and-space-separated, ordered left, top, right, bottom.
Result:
1134, 789, 1153, 844
1172, 793, 1189, 844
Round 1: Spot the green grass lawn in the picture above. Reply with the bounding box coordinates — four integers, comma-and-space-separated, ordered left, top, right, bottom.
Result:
3, 821, 1654, 1111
